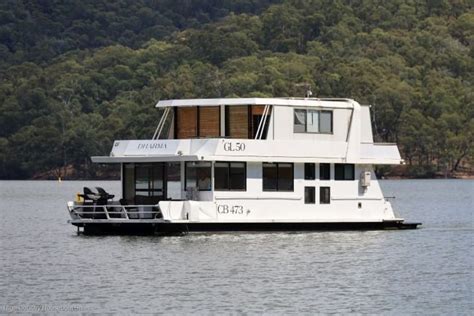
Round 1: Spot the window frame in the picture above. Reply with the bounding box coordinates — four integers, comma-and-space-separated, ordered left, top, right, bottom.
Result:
214, 161, 247, 191
304, 186, 316, 204
185, 161, 212, 191
320, 186, 331, 204
293, 108, 333, 134
335, 163, 355, 181
304, 163, 316, 180
319, 163, 331, 180
262, 162, 294, 192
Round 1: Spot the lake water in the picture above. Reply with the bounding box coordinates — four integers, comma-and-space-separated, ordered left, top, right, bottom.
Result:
0, 180, 472, 314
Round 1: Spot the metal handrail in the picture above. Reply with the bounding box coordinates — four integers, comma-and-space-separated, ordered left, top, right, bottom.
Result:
71, 204, 162, 220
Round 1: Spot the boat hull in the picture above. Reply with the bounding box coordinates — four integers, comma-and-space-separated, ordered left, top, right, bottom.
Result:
70, 220, 421, 235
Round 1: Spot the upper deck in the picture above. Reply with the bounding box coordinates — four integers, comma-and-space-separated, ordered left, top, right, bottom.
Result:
155, 97, 360, 142
92, 98, 403, 165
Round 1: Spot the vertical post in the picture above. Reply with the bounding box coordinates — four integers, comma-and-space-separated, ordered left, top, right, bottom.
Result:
181, 161, 186, 200
220, 105, 226, 137
103, 206, 111, 219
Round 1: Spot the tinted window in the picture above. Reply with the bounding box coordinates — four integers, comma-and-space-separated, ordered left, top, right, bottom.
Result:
305, 163, 316, 180
263, 163, 278, 191
320, 163, 330, 180
230, 162, 246, 190
263, 162, 293, 191
214, 162, 229, 190
305, 187, 315, 204
320, 187, 330, 204
278, 163, 294, 191
186, 162, 212, 191
335, 164, 355, 180
215, 162, 246, 190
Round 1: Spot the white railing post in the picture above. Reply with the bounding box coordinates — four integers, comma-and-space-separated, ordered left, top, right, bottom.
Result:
121, 206, 130, 219
103, 206, 110, 219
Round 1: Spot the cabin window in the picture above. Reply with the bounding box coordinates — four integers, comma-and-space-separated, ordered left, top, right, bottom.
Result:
176, 107, 198, 138
304, 163, 316, 180
251, 105, 270, 139
335, 164, 355, 180
294, 109, 333, 133
199, 106, 220, 138
123, 164, 135, 203
305, 187, 315, 204
166, 162, 181, 199
320, 163, 330, 180
185, 162, 212, 191
320, 187, 330, 204
320, 111, 332, 133
263, 162, 294, 191
176, 106, 220, 139
294, 109, 306, 132
226, 105, 249, 138
215, 162, 246, 191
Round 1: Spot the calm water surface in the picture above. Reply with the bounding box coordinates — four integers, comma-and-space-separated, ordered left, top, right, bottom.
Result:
0, 180, 472, 314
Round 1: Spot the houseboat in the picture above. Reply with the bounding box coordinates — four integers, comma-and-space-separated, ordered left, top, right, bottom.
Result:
67, 97, 421, 234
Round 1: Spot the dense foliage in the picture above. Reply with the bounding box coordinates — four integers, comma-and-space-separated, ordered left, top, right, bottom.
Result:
0, 0, 472, 179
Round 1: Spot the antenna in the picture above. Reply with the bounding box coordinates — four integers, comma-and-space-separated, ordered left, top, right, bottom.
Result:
294, 83, 313, 98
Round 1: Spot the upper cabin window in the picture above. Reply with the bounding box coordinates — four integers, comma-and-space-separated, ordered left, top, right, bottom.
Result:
226, 105, 248, 138
225, 105, 271, 139
185, 162, 212, 191
304, 163, 316, 180
294, 109, 333, 134
263, 162, 294, 191
215, 162, 246, 191
335, 164, 355, 180
176, 106, 220, 139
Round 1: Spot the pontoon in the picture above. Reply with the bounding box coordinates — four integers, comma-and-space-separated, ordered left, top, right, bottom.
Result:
67, 97, 421, 234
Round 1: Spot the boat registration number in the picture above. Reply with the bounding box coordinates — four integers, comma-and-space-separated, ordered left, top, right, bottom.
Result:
223, 142, 246, 152
217, 204, 244, 215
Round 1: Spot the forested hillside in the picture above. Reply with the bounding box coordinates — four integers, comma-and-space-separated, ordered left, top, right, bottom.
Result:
0, 0, 472, 179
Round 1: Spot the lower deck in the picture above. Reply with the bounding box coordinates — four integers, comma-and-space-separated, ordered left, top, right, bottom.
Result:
68, 161, 420, 234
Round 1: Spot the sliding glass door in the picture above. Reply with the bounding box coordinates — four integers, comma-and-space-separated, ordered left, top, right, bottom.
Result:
123, 163, 163, 205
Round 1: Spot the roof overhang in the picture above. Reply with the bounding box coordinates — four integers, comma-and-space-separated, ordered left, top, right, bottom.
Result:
156, 98, 355, 109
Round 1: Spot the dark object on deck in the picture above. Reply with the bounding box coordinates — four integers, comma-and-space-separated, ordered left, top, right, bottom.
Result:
78, 187, 106, 219
80, 187, 101, 202
96, 187, 115, 201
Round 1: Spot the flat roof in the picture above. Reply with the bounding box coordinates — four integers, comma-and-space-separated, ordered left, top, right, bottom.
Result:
156, 97, 356, 108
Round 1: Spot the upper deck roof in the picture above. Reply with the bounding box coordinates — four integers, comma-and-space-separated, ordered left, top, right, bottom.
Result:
156, 97, 355, 109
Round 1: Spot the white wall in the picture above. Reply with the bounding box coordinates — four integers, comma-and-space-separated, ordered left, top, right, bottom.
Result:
272, 106, 352, 142
173, 162, 396, 222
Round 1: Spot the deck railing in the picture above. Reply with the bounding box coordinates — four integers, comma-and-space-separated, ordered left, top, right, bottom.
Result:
70, 204, 162, 220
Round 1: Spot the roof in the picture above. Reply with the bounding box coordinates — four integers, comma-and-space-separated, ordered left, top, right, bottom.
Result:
156, 97, 356, 108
